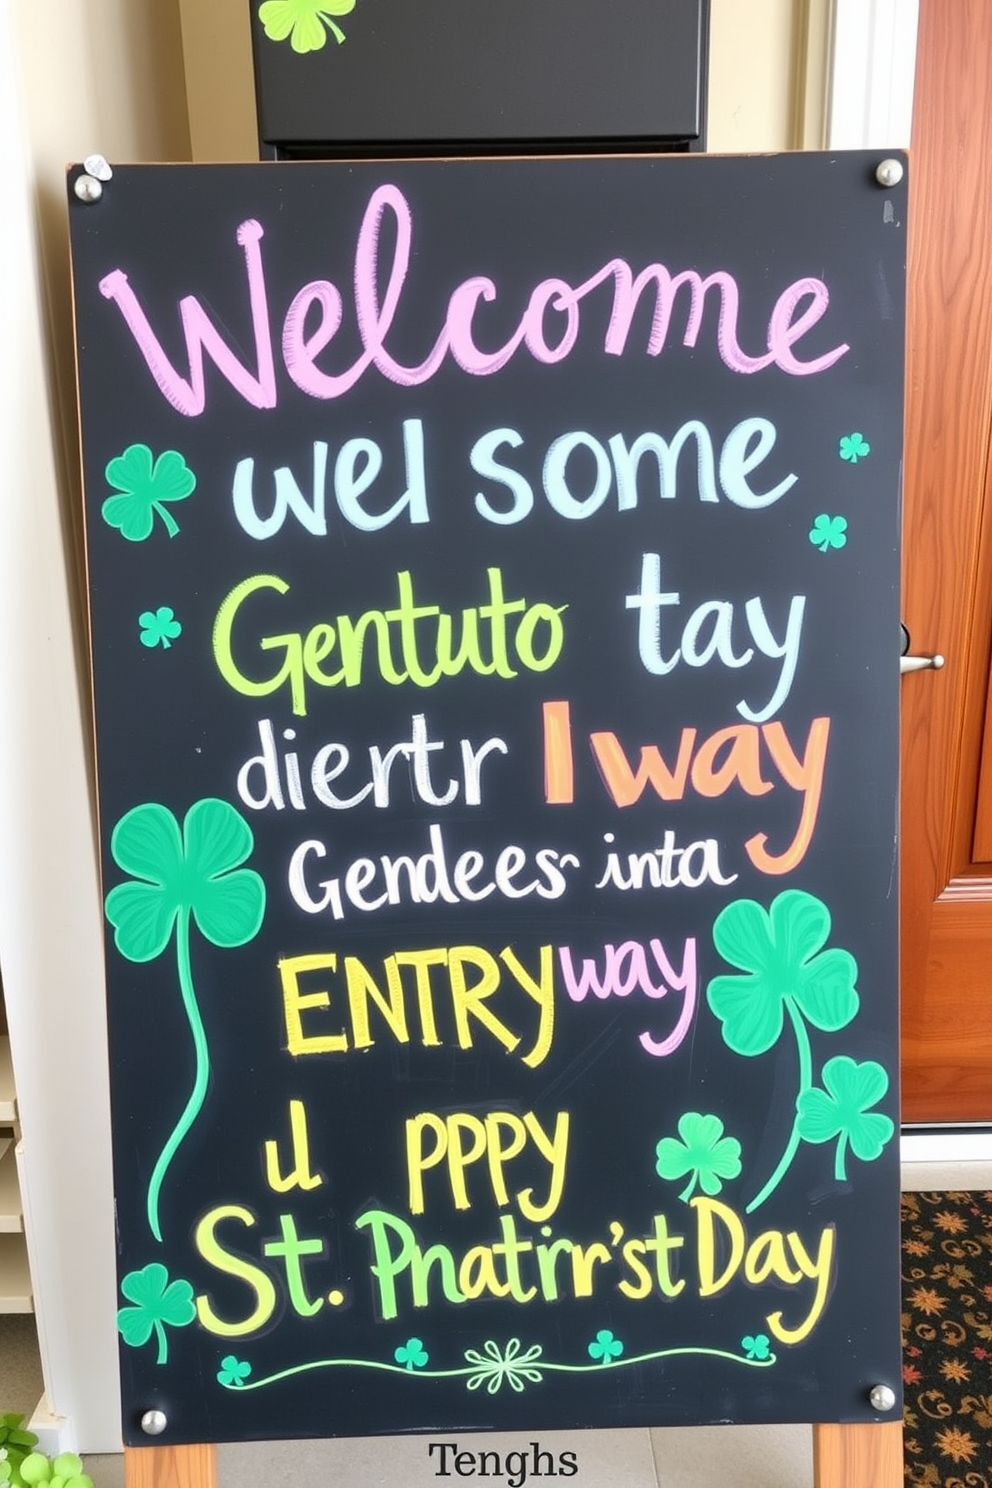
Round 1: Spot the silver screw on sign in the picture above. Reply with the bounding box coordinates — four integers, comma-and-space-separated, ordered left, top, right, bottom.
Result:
875, 158, 904, 187
140, 1409, 168, 1436
869, 1384, 897, 1412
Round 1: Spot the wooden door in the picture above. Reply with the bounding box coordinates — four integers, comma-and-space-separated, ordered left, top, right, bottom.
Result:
901, 0, 992, 1122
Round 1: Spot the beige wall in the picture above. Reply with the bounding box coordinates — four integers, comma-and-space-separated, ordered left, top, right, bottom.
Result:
709, 0, 832, 151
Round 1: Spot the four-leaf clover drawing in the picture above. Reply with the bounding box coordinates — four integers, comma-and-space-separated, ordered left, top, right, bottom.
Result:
797, 1055, 894, 1179
259, 0, 356, 51
707, 891, 859, 1211
808, 514, 848, 552
839, 432, 871, 463
655, 1112, 742, 1202
394, 1338, 429, 1371
742, 1334, 772, 1361
139, 606, 182, 649
105, 798, 266, 1241
102, 445, 195, 541
217, 1356, 252, 1387
117, 1263, 196, 1365
588, 1329, 624, 1364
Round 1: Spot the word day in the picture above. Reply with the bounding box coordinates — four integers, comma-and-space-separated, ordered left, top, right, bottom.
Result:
98, 183, 849, 418
189, 1198, 835, 1345
277, 935, 696, 1065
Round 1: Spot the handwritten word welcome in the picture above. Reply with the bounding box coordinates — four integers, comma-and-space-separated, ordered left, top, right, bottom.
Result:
98, 185, 849, 417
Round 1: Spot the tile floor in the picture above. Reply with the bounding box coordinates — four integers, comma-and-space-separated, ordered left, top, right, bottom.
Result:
6, 1158, 990, 1488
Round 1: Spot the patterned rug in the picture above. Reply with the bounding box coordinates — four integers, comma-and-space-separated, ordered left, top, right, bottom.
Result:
903, 1190, 992, 1483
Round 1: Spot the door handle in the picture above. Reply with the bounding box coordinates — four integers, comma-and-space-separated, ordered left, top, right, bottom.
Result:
900, 653, 944, 673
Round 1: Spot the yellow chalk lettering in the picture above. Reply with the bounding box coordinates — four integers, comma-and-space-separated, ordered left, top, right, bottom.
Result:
345, 954, 409, 1049
392, 950, 445, 1046
692, 1197, 746, 1296
279, 954, 348, 1055
500, 944, 555, 1068
459, 1244, 513, 1300
570, 1241, 611, 1297
448, 946, 519, 1054
483, 1112, 528, 1208
744, 1230, 803, 1286
194, 1205, 277, 1337
618, 1238, 653, 1299
405, 1113, 448, 1216
446, 1113, 488, 1210
517, 1111, 570, 1222
263, 1099, 323, 1193
766, 1227, 837, 1344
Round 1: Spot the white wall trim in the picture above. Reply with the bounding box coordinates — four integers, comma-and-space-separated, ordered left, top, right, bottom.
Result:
827, 0, 920, 149
0, 0, 121, 1453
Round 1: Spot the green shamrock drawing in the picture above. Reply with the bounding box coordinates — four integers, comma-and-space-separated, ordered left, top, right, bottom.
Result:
796, 1055, 894, 1180
117, 1263, 196, 1365
707, 891, 859, 1212
217, 1355, 252, 1387
102, 445, 195, 541
587, 1329, 624, 1363
105, 798, 266, 1241
259, 0, 356, 51
464, 1339, 544, 1395
139, 606, 182, 650
808, 514, 848, 552
839, 432, 871, 463
394, 1338, 429, 1371
741, 1334, 771, 1361
655, 1112, 742, 1202
17, 1452, 93, 1488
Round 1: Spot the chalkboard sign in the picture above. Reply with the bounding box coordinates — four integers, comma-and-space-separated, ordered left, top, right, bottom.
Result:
248, 0, 707, 155
68, 154, 905, 1447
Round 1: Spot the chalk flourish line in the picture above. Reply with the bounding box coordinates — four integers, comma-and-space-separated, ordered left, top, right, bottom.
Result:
216, 1339, 777, 1394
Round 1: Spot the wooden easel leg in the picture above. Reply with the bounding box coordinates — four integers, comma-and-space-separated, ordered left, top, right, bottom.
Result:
812, 1422, 902, 1488
124, 1443, 218, 1488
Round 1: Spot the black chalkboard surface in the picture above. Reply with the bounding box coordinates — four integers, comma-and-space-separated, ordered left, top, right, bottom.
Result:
249, 0, 707, 154
68, 154, 905, 1447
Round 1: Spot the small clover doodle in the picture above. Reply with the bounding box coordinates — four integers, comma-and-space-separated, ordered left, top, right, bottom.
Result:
796, 1055, 895, 1180
102, 445, 195, 541
217, 1356, 252, 1387
117, 1263, 196, 1365
809, 514, 848, 552
707, 891, 859, 1212
394, 1338, 429, 1371
139, 606, 182, 650
655, 1112, 742, 1203
839, 432, 871, 463
464, 1339, 544, 1395
741, 1334, 771, 1361
587, 1329, 624, 1364
258, 0, 356, 51
105, 798, 265, 1241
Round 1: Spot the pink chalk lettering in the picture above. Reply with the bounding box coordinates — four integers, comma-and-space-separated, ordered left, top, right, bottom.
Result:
100, 185, 850, 416
98, 220, 276, 417
558, 937, 696, 1057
